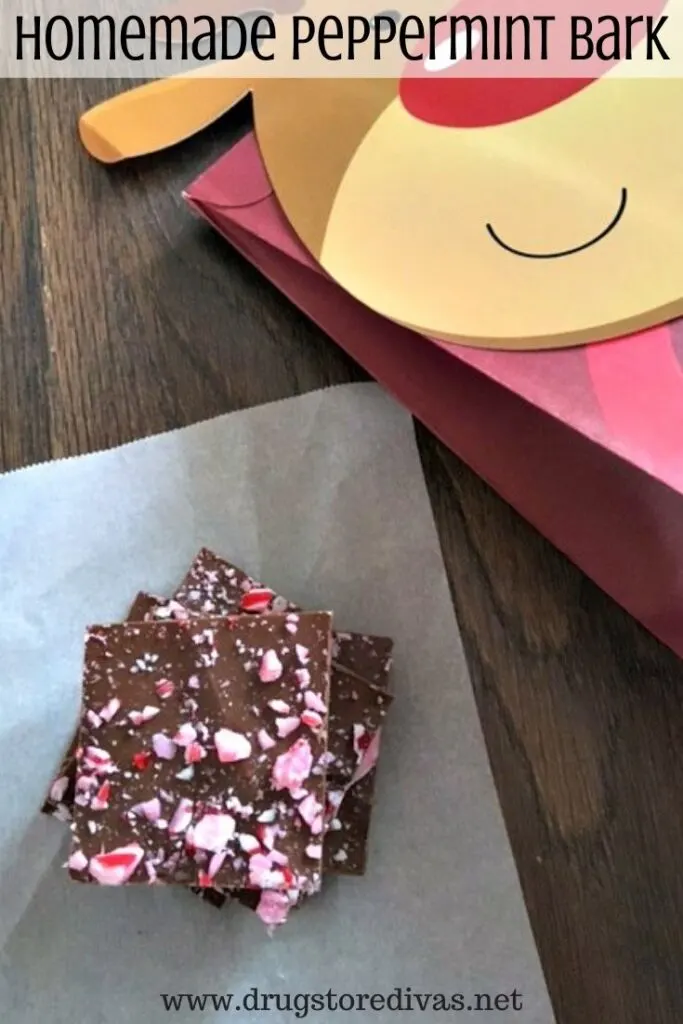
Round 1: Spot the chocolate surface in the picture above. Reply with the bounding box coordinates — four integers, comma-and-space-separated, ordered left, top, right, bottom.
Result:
42, 592, 163, 822
69, 613, 332, 894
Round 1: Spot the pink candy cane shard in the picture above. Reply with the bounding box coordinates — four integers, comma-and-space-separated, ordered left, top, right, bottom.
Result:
248, 852, 286, 890
301, 710, 324, 733
88, 844, 144, 885
154, 678, 175, 700
272, 738, 313, 794
214, 728, 252, 763
259, 649, 283, 683
256, 890, 292, 928
173, 723, 197, 747
82, 747, 112, 772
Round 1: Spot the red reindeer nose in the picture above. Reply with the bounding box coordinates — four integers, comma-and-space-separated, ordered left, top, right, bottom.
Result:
399, 0, 667, 128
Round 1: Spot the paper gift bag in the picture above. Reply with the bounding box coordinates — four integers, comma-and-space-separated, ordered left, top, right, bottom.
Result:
185, 133, 683, 660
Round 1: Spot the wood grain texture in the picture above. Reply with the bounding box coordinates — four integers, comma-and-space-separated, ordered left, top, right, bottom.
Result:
3, 79, 683, 1023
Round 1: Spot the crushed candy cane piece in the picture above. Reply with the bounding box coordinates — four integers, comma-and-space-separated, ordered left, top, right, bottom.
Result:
49, 776, 69, 804
131, 797, 162, 823
193, 813, 236, 853
349, 730, 381, 787
86, 710, 102, 729
185, 741, 207, 764
257, 807, 277, 824
168, 798, 194, 835
294, 669, 311, 689
248, 852, 285, 890
214, 728, 252, 763
298, 793, 324, 834
175, 765, 194, 782
332, 849, 348, 863
238, 833, 261, 854
132, 750, 152, 771
99, 698, 121, 722
151, 733, 176, 760
68, 849, 89, 872
88, 844, 144, 886
239, 588, 274, 613
208, 850, 227, 878
259, 649, 283, 683
305, 843, 322, 860
276, 716, 301, 739
257, 728, 276, 751
295, 644, 310, 666
301, 710, 324, 732
257, 824, 276, 850
154, 678, 175, 700
83, 747, 112, 771
267, 699, 290, 715
303, 690, 326, 714
256, 890, 291, 927
129, 705, 161, 726
91, 781, 111, 811
272, 738, 313, 794
174, 723, 197, 747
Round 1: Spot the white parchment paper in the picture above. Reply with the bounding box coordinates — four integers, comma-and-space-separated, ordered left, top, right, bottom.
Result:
0, 384, 554, 1023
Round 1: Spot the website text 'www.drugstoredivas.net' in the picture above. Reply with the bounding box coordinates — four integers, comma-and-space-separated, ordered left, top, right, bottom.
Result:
160, 986, 525, 1016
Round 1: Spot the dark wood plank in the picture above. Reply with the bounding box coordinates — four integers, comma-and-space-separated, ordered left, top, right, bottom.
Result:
21, 79, 364, 462
419, 429, 683, 1023
2, 78, 683, 1023
0, 81, 52, 469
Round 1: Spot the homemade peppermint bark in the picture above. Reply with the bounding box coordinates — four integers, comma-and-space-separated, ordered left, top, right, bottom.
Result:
69, 613, 332, 896
47, 547, 394, 886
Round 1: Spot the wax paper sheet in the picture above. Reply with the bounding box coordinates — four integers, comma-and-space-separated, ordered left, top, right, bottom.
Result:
0, 384, 553, 1022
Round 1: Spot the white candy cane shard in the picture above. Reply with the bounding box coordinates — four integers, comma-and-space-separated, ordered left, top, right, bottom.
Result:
168, 798, 194, 835
214, 728, 252, 763
259, 650, 283, 683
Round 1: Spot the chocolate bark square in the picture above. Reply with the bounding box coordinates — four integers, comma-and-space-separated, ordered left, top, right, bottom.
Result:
46, 548, 394, 893
68, 613, 332, 896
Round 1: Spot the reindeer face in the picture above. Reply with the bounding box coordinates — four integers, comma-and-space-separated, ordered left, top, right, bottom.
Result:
251, 1, 683, 349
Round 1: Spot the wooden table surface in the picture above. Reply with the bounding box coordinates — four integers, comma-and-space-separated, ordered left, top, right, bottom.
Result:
3, 80, 683, 1023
